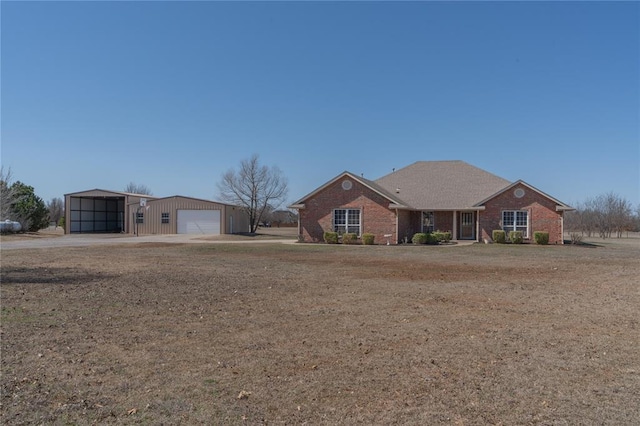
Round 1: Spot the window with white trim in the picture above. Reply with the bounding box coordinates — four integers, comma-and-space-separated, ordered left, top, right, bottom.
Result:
422, 211, 434, 233
161, 212, 170, 224
333, 208, 361, 235
136, 212, 144, 224
502, 210, 528, 238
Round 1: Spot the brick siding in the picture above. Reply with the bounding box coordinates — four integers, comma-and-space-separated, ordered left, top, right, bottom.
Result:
479, 184, 564, 244
299, 177, 397, 244
299, 178, 565, 245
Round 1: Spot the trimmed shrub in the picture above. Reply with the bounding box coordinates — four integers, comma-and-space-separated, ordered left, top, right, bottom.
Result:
342, 232, 358, 244
492, 230, 506, 244
432, 231, 452, 243
534, 231, 549, 245
509, 231, 524, 244
323, 231, 338, 244
362, 233, 375, 245
412, 233, 428, 244
426, 233, 438, 244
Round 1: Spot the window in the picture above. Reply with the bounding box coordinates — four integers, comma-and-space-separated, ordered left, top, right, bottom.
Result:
136, 212, 144, 224
333, 208, 361, 235
422, 211, 434, 233
502, 210, 528, 238
161, 212, 170, 224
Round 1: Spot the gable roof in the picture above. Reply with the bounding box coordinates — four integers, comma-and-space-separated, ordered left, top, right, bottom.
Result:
145, 195, 239, 208
374, 161, 511, 210
475, 180, 574, 211
289, 171, 408, 208
64, 188, 159, 198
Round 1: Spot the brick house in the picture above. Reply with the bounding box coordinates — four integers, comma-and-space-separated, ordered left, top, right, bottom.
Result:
289, 161, 573, 244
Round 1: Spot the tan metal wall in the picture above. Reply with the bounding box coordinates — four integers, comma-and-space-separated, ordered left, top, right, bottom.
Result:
64, 190, 249, 235
132, 196, 249, 235
226, 205, 250, 234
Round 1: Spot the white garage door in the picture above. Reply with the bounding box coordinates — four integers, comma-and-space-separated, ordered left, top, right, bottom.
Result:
177, 210, 221, 234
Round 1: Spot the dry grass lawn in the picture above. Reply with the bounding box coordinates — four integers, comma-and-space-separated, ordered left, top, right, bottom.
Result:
1, 237, 639, 424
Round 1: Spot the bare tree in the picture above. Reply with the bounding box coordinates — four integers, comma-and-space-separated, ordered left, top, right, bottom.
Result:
1, 166, 16, 220
48, 197, 64, 228
124, 182, 153, 195
217, 154, 288, 233
270, 209, 298, 227
569, 192, 634, 239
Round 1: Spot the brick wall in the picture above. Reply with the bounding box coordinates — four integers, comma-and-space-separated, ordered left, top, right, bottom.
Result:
480, 184, 564, 244
434, 211, 453, 235
299, 176, 397, 244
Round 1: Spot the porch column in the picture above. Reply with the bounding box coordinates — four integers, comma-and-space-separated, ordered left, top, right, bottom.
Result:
475, 210, 480, 242
452, 211, 457, 241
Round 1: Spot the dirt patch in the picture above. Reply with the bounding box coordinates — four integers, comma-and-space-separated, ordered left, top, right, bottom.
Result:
194, 227, 298, 241
1, 239, 639, 424
0, 227, 64, 242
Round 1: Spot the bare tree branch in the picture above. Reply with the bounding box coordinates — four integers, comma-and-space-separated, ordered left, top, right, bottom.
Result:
217, 154, 288, 233
565, 192, 635, 239
124, 182, 153, 195
1, 166, 16, 220
48, 197, 64, 228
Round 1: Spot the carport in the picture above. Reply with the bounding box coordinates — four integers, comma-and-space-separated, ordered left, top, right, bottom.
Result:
65, 189, 152, 234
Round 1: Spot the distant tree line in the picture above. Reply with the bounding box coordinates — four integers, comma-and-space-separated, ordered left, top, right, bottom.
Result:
564, 192, 639, 239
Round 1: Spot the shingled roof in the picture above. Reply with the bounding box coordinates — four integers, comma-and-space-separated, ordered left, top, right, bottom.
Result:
290, 171, 408, 208
374, 160, 511, 210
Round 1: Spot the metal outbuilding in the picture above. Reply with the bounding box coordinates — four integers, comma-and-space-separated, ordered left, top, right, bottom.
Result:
64, 189, 249, 235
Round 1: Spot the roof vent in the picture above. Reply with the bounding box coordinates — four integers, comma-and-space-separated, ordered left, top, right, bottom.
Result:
396, 188, 400, 193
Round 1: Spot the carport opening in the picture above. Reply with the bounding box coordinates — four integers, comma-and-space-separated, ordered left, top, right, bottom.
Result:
69, 196, 125, 233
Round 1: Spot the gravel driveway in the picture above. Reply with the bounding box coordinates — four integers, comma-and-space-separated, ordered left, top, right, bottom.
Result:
0, 233, 296, 250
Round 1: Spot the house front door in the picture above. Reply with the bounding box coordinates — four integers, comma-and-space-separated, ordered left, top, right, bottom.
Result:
460, 212, 475, 240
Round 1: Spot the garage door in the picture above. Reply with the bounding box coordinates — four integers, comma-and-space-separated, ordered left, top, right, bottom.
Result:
177, 210, 221, 234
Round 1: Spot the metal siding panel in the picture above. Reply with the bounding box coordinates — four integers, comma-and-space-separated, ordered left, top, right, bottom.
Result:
233, 208, 250, 233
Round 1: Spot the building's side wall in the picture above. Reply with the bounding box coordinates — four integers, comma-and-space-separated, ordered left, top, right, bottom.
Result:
226, 206, 250, 234
299, 177, 396, 243
480, 183, 564, 244
133, 197, 243, 235
65, 195, 71, 234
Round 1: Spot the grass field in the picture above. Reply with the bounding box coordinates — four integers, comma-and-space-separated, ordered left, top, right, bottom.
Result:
1, 237, 639, 424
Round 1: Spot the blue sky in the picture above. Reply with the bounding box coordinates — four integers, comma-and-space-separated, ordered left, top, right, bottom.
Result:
2, 1, 638, 208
